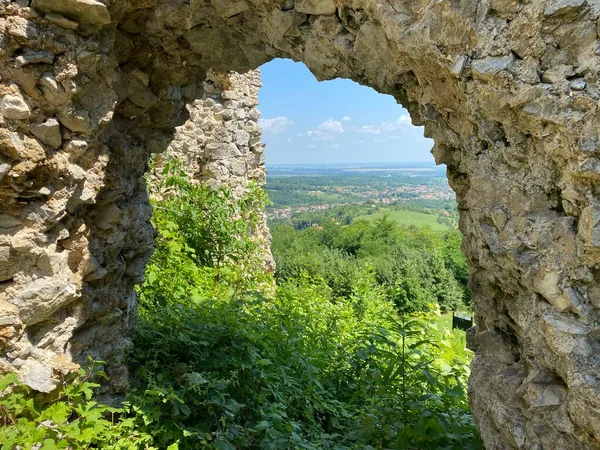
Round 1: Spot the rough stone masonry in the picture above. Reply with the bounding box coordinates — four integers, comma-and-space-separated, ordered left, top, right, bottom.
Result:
154, 69, 274, 269
1, 0, 600, 449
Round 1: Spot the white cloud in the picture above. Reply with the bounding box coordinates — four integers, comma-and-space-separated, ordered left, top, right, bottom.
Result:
373, 139, 382, 143
317, 119, 345, 133
259, 116, 294, 134
330, 144, 341, 148
353, 114, 412, 135
356, 140, 366, 144
306, 130, 335, 141
342, 116, 352, 121
308, 145, 316, 149
306, 119, 346, 141
396, 114, 411, 126
287, 137, 292, 142
357, 125, 381, 134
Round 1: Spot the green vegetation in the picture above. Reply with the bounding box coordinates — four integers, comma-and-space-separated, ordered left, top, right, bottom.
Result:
271, 216, 470, 313
355, 210, 450, 232
0, 164, 479, 449
0, 365, 153, 450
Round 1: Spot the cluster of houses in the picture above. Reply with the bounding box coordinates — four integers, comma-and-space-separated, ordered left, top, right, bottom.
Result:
268, 183, 454, 219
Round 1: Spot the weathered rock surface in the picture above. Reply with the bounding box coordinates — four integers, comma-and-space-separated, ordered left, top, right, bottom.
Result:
31, 0, 111, 28
295, 0, 337, 15
1, 94, 30, 120
0, 1, 600, 449
30, 118, 61, 149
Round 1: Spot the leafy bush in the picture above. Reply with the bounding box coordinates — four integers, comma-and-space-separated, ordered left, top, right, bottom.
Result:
142, 161, 272, 307
0, 364, 153, 450
271, 216, 469, 313
129, 167, 481, 449
131, 271, 480, 449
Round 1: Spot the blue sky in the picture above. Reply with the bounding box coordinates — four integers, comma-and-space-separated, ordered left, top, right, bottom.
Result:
258, 59, 434, 166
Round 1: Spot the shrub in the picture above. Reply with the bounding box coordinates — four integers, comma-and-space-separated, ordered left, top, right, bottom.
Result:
129, 169, 481, 449
0, 364, 154, 450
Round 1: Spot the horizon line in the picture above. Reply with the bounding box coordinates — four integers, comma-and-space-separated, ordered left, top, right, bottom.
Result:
266, 161, 441, 166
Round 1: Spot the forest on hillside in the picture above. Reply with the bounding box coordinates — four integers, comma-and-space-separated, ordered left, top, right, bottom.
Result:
271, 219, 470, 314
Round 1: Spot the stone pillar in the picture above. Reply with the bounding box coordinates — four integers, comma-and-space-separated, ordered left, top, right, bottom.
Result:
155, 69, 274, 271
0, 1, 175, 395
0, 1, 121, 392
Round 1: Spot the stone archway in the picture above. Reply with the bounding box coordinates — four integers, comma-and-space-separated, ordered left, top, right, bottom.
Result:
1, 1, 600, 448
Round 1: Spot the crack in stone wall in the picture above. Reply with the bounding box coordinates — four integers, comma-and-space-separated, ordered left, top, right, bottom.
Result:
1, 0, 600, 448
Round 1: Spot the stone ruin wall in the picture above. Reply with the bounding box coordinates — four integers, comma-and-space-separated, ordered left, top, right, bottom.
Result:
161, 70, 266, 196
154, 69, 274, 270
1, 1, 600, 449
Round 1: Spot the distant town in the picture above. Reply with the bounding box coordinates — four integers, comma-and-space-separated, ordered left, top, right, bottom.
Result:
265, 163, 456, 221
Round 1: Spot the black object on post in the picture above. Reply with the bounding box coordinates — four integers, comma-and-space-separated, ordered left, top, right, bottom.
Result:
452, 312, 473, 331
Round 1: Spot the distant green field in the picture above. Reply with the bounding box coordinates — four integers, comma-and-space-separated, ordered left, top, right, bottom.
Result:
355, 209, 449, 231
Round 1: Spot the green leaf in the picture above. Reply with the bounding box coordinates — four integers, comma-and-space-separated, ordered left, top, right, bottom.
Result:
40, 439, 59, 450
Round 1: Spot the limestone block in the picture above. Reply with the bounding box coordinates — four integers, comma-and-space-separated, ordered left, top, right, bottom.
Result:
450, 55, 468, 77
578, 205, 600, 248
39, 73, 71, 105
65, 139, 88, 156
471, 54, 517, 81
577, 158, 600, 179
95, 204, 121, 230
533, 269, 565, 305
1, 94, 30, 120
541, 64, 573, 84
45, 13, 79, 30
570, 79, 586, 91
0, 129, 25, 158
214, 0, 249, 18
562, 288, 591, 318
264, 9, 295, 42
6, 17, 39, 40
15, 50, 55, 68
19, 359, 56, 393
30, 118, 62, 149
234, 129, 250, 146
544, 0, 586, 16
530, 384, 567, 411
0, 129, 46, 162
490, 0, 521, 15
0, 162, 9, 182
0, 245, 12, 281
541, 313, 593, 358
32, 0, 111, 27
128, 87, 158, 108
57, 109, 92, 134
295, 0, 336, 15
11, 277, 78, 325
221, 90, 239, 100
0, 215, 22, 230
